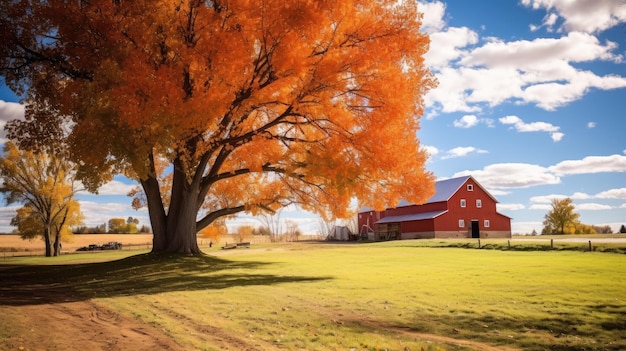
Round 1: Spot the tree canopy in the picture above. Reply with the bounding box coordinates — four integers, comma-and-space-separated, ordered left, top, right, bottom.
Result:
542, 198, 581, 235
1, 0, 436, 254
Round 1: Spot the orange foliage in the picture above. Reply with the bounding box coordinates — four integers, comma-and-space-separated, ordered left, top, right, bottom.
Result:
198, 218, 228, 242
2, 1, 436, 251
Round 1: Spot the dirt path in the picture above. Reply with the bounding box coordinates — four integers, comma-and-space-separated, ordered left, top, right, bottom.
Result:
0, 295, 183, 351
0, 263, 184, 351
0, 299, 520, 351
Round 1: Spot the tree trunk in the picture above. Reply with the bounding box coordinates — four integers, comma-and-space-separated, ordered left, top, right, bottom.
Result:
53, 233, 61, 256
165, 200, 201, 254
143, 166, 202, 255
142, 176, 168, 252
43, 226, 52, 257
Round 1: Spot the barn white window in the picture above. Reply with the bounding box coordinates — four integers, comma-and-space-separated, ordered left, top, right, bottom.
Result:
459, 219, 465, 228
467, 184, 474, 191
460, 199, 466, 208
476, 199, 482, 208
484, 219, 490, 228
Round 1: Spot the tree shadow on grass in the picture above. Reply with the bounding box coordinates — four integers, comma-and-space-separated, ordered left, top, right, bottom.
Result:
337, 311, 626, 351
0, 253, 331, 306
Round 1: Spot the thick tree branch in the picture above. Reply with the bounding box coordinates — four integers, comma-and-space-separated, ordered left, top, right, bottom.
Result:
196, 205, 246, 232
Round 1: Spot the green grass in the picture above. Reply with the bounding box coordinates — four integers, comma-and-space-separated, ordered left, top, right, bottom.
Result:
1, 242, 625, 350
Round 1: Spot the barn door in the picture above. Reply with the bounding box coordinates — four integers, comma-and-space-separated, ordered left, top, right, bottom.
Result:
471, 220, 480, 238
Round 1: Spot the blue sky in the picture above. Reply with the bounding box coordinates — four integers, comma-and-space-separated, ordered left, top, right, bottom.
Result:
1, 0, 625, 234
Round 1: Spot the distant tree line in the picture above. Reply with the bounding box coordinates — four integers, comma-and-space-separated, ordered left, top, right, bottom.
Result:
197, 214, 303, 244
73, 217, 151, 234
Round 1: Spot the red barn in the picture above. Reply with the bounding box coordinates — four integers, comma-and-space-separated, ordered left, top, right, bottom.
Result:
358, 176, 511, 240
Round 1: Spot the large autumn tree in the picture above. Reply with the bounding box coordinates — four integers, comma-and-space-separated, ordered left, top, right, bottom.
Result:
0, 0, 436, 254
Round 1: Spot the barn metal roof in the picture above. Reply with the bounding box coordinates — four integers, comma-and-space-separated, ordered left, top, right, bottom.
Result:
374, 210, 448, 224
359, 176, 473, 212
424, 175, 471, 204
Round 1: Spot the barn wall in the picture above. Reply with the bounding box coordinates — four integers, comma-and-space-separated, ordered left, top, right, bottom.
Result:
434, 180, 511, 236
358, 211, 379, 235
434, 230, 471, 239
402, 219, 436, 233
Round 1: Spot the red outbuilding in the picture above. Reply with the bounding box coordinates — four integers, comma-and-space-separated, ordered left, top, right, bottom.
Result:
358, 175, 511, 240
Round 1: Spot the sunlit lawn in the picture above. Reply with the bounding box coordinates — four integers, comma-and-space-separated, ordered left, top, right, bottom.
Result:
2, 241, 624, 350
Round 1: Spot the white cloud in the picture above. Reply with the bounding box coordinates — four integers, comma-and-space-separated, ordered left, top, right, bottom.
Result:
587, 122, 596, 128
530, 194, 568, 203
98, 180, 138, 196
462, 32, 622, 68
421, 145, 439, 157
500, 115, 558, 132
521, 70, 626, 111
418, 1, 447, 33
530, 192, 591, 204
529, 204, 552, 211
452, 114, 494, 128
424, 7, 626, 114
522, 0, 626, 34
576, 203, 613, 210
620, 204, 626, 209
571, 192, 592, 200
498, 203, 526, 211
0, 101, 25, 143
549, 154, 626, 176
77, 180, 138, 196
453, 115, 478, 128
442, 146, 487, 159
78, 200, 132, 214
451, 153, 626, 193
488, 189, 510, 196
595, 188, 626, 199
550, 132, 564, 142
499, 115, 563, 141
454, 163, 560, 189
424, 27, 479, 69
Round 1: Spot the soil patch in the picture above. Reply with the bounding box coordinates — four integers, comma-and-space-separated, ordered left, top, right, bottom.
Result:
0, 266, 183, 351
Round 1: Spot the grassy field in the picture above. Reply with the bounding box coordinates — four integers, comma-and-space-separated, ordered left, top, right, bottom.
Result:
1, 241, 625, 350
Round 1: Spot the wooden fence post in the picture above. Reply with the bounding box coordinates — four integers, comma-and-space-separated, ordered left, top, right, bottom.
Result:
588, 240, 592, 252
550, 239, 554, 250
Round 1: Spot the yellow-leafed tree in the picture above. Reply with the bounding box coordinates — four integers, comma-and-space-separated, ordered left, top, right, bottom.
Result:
1, 0, 436, 254
542, 198, 581, 235
0, 142, 83, 256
